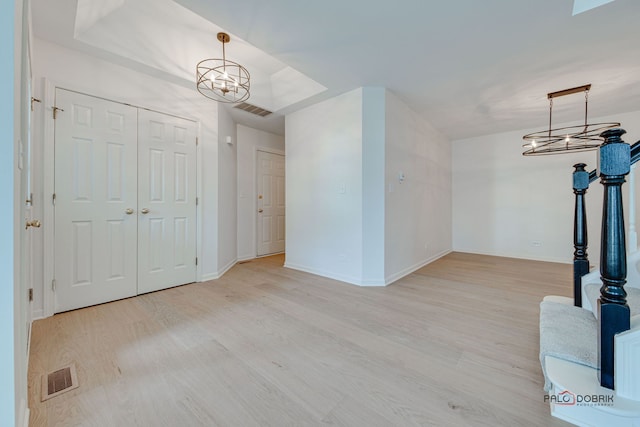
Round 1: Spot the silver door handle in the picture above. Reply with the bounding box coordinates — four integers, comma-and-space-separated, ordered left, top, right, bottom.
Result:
125, 208, 134, 215
141, 208, 150, 214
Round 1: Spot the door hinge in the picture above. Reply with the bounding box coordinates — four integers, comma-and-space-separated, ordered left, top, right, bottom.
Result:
52, 193, 56, 206
28, 288, 33, 302
52, 279, 56, 291
196, 197, 199, 206
196, 137, 199, 146
31, 97, 41, 111
195, 257, 198, 266
52, 106, 64, 120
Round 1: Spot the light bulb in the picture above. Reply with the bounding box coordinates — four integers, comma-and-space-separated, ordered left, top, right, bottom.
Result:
223, 71, 229, 79
532, 140, 537, 148
565, 135, 570, 143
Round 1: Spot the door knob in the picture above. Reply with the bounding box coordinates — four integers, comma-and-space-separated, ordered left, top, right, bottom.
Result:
141, 208, 150, 214
258, 209, 263, 213
25, 219, 41, 229
125, 208, 134, 215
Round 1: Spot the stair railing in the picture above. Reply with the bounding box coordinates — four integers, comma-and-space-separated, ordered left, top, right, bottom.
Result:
597, 128, 631, 389
629, 164, 638, 254
571, 129, 640, 389
572, 163, 590, 307
575, 138, 640, 308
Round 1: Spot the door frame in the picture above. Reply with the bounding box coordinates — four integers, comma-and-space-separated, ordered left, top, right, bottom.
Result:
21, 0, 33, 332
42, 80, 203, 317
255, 147, 285, 257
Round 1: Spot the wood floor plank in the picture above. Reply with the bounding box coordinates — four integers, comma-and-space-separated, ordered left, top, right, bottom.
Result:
28, 252, 572, 426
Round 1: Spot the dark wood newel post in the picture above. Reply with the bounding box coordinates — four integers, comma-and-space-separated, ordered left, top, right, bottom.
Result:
598, 128, 631, 390
573, 163, 590, 307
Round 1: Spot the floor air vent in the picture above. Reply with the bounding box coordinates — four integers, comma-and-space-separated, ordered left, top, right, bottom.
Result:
41, 364, 79, 401
233, 102, 273, 117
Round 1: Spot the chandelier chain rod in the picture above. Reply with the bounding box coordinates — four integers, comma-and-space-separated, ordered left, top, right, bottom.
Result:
222, 37, 226, 73
548, 98, 553, 139
585, 89, 589, 128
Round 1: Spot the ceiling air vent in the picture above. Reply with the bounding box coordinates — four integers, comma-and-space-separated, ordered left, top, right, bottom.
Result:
233, 102, 272, 117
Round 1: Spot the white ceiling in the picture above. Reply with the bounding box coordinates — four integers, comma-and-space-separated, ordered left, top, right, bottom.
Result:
32, 0, 640, 140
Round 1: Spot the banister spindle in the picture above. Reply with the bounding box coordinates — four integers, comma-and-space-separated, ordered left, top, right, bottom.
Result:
573, 163, 590, 307
598, 128, 631, 390
629, 164, 638, 253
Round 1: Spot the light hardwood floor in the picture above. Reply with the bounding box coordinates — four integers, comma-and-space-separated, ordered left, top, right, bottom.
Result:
28, 253, 572, 426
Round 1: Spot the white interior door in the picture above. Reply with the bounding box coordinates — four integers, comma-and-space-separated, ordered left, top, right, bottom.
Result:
54, 89, 138, 312
257, 150, 285, 256
137, 109, 197, 294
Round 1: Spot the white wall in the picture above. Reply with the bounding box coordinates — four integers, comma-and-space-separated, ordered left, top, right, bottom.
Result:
385, 90, 452, 282
1, 1, 18, 425
216, 106, 237, 276
453, 110, 640, 264
16, 2, 30, 424
31, 38, 222, 314
285, 88, 364, 284
236, 124, 285, 260
286, 87, 452, 286
3, 1, 30, 425
361, 88, 386, 284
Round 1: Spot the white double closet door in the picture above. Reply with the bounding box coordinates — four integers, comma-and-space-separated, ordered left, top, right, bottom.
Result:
54, 89, 197, 313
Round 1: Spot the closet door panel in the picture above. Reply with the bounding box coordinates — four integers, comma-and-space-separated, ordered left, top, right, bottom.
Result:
54, 89, 138, 312
137, 110, 197, 294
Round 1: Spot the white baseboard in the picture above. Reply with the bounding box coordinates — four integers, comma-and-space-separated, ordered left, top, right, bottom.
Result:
283, 262, 366, 286
256, 251, 284, 258
200, 272, 221, 282
359, 278, 388, 286
217, 258, 237, 277
25, 315, 34, 427
31, 308, 44, 321
18, 396, 29, 427
200, 258, 238, 282
285, 250, 452, 287
452, 248, 571, 264
384, 249, 451, 285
